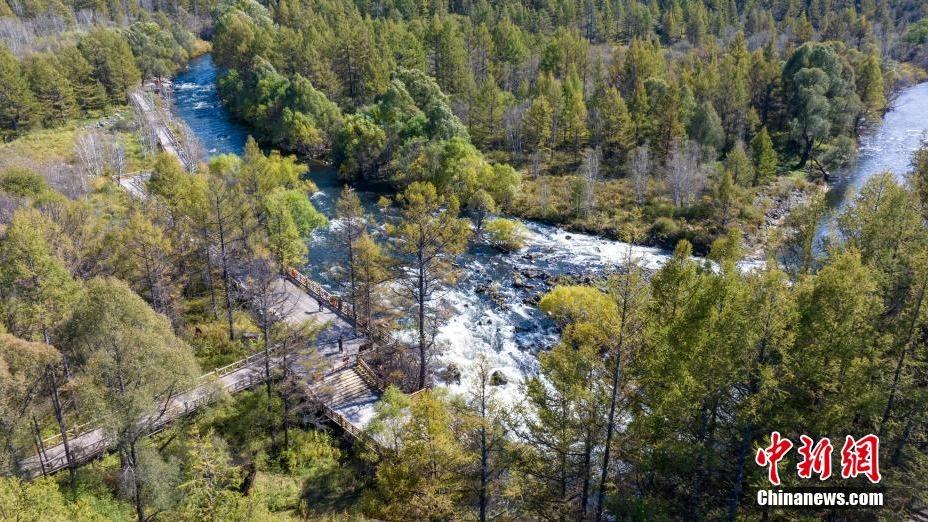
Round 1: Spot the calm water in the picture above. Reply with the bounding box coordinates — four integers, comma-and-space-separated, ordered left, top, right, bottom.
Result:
172, 54, 928, 395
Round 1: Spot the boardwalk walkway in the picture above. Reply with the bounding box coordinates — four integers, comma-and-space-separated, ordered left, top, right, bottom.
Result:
19, 92, 388, 479
129, 90, 191, 169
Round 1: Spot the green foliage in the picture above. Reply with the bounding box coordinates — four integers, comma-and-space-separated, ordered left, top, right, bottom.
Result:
267, 188, 327, 238
687, 100, 724, 152
782, 42, 861, 168
0, 477, 87, 521
0, 168, 52, 199
594, 86, 635, 163
263, 189, 308, 267
749, 127, 778, 185
0, 334, 60, 471
483, 218, 528, 252
904, 18, 928, 44
23, 54, 78, 128
910, 143, 928, 218
0, 208, 80, 341
856, 51, 886, 116
387, 182, 471, 387
540, 285, 619, 330
177, 430, 269, 520
62, 277, 200, 441
0, 45, 37, 141
78, 28, 142, 104
724, 142, 754, 187
364, 389, 470, 520
126, 20, 192, 79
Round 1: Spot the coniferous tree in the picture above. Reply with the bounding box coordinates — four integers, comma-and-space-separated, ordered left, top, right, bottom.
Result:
0, 45, 37, 140
749, 127, 778, 185
387, 182, 471, 389
23, 54, 78, 128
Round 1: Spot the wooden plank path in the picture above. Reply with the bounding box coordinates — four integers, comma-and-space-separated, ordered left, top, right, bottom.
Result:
18, 93, 394, 479
129, 90, 191, 169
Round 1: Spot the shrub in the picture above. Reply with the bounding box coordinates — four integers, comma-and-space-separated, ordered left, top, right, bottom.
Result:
0, 168, 50, 198
649, 216, 679, 240
484, 218, 529, 251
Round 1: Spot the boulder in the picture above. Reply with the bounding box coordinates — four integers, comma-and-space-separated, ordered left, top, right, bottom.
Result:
490, 370, 508, 386
441, 363, 462, 385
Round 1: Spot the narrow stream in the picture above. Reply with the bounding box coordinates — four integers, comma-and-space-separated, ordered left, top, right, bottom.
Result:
172, 54, 928, 397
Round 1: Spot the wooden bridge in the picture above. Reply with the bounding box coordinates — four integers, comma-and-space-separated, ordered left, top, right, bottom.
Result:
18, 92, 402, 479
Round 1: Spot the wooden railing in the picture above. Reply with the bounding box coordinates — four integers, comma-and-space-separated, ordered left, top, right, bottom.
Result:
355, 358, 384, 392
284, 267, 356, 322
130, 90, 192, 170
25, 351, 274, 477
320, 403, 364, 441
284, 266, 405, 353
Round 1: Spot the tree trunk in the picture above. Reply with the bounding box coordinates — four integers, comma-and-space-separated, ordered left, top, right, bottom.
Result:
881, 280, 925, 432
579, 430, 593, 521
204, 245, 219, 320
129, 441, 145, 521
796, 137, 813, 169
263, 322, 272, 401
218, 218, 235, 340
347, 226, 357, 327
596, 347, 621, 521
479, 423, 489, 522
479, 394, 489, 522
727, 422, 753, 521
417, 259, 427, 390
282, 388, 291, 452
47, 367, 76, 489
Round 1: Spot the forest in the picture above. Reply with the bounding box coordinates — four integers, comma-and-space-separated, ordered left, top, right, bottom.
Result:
1, 0, 928, 519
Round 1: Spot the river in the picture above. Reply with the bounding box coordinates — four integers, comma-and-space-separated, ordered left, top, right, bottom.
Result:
172, 54, 928, 397
817, 82, 928, 240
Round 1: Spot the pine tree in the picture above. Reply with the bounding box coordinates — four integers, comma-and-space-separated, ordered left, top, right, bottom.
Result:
511, 322, 608, 519
749, 127, 777, 185
559, 70, 589, 153
23, 54, 78, 128
335, 186, 366, 323
353, 232, 391, 329
596, 86, 635, 164
857, 50, 886, 117
366, 389, 470, 519
0, 45, 37, 140
77, 29, 142, 104
387, 182, 471, 389
524, 96, 554, 154
0, 208, 79, 343
688, 100, 724, 153
724, 141, 754, 187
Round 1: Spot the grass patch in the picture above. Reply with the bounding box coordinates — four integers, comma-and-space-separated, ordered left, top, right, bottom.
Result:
0, 123, 83, 166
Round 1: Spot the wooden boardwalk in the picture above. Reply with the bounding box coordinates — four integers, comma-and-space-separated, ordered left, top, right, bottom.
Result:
129, 90, 191, 169
18, 93, 391, 479
20, 269, 384, 478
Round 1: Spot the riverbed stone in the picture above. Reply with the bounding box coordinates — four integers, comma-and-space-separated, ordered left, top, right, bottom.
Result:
490, 370, 508, 386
